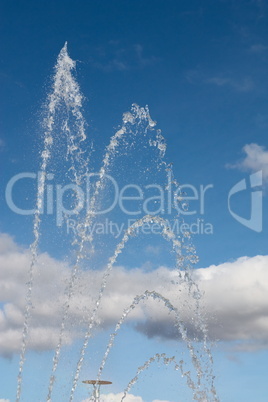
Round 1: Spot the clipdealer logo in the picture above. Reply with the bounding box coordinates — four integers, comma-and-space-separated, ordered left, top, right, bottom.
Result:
5, 170, 263, 233
228, 170, 263, 232
4, 171, 214, 235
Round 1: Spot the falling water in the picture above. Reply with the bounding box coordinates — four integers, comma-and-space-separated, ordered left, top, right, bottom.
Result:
47, 104, 163, 399
68, 215, 182, 399
16, 43, 218, 401
97, 290, 200, 379
69, 216, 216, 400
121, 353, 194, 401
16, 42, 88, 401
95, 289, 217, 400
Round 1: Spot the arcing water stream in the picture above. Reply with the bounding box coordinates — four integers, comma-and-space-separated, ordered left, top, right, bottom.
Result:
16, 43, 218, 401
16, 42, 87, 402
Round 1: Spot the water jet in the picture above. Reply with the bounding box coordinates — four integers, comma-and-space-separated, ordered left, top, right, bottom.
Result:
15, 42, 218, 402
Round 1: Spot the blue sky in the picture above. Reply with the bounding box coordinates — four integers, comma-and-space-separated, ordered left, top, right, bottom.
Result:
0, 0, 268, 401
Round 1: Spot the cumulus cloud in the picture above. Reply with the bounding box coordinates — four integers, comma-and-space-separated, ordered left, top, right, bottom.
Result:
0, 233, 73, 356
227, 143, 268, 182
134, 255, 268, 351
0, 233, 268, 357
195, 256, 268, 350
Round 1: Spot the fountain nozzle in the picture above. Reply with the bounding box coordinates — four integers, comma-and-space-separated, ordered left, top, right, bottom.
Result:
82, 380, 112, 402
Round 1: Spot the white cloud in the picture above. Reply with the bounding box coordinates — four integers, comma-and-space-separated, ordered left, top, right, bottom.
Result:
145, 245, 161, 255
133, 44, 158, 67
1, 233, 268, 357
0, 139, 5, 151
82, 392, 170, 402
101, 393, 142, 402
0, 399, 10, 402
249, 44, 268, 53
185, 68, 255, 92
88, 42, 158, 72
206, 77, 230, 86
153, 400, 173, 402
82, 394, 138, 402
186, 69, 255, 92
83, 394, 171, 402
256, 113, 268, 129
228, 143, 268, 182
206, 76, 254, 92
195, 255, 268, 349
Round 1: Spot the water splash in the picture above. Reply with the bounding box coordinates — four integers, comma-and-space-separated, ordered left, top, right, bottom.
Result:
121, 353, 195, 401
69, 216, 180, 399
47, 104, 162, 399
16, 42, 88, 401
95, 290, 215, 400
15, 44, 218, 402
15, 41, 89, 401
69, 215, 213, 400
36, 43, 90, 400
97, 290, 218, 401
